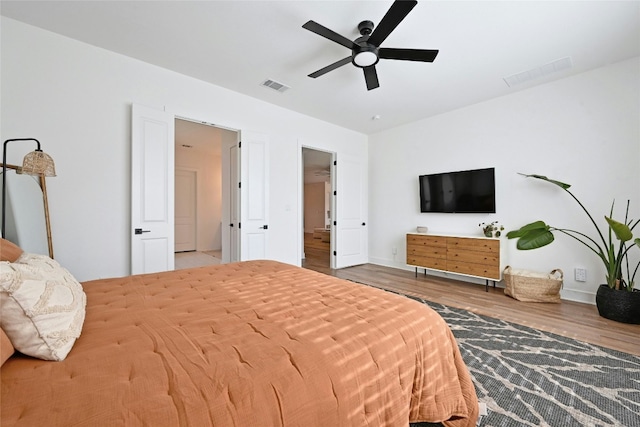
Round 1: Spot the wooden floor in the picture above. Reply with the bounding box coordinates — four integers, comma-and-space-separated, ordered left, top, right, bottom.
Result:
302, 246, 640, 356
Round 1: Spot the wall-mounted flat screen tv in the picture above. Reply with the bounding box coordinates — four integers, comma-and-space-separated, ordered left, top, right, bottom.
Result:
419, 167, 496, 213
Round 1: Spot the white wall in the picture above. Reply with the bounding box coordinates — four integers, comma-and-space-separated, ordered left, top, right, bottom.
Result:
1, 17, 367, 281
369, 57, 640, 304
304, 182, 326, 234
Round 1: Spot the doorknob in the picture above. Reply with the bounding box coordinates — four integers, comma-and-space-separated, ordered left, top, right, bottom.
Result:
134, 228, 151, 235
362, 222, 366, 226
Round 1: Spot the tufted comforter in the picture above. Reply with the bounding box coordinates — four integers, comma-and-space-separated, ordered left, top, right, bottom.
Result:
1, 260, 478, 426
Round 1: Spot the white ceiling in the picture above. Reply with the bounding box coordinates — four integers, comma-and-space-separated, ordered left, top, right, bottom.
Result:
2, 1, 639, 135
175, 118, 223, 155
303, 147, 332, 182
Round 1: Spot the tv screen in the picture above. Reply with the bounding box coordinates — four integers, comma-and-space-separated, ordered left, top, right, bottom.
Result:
419, 168, 496, 213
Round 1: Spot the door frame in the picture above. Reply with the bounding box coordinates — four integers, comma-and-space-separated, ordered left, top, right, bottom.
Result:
173, 114, 239, 265
299, 144, 336, 269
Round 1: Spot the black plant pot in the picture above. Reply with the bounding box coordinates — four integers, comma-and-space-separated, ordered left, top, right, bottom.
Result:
595, 284, 640, 324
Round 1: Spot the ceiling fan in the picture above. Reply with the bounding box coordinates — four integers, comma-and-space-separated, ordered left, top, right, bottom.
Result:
302, 0, 439, 91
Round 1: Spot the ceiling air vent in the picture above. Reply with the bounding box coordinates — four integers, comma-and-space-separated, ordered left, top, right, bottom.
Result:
503, 56, 573, 87
261, 79, 290, 93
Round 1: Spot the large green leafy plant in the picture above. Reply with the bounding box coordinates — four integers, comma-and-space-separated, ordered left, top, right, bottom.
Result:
507, 174, 640, 291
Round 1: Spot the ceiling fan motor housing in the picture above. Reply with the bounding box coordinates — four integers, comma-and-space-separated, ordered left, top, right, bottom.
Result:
358, 20, 374, 35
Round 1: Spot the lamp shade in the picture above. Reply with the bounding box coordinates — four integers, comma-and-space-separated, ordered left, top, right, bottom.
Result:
21, 150, 56, 177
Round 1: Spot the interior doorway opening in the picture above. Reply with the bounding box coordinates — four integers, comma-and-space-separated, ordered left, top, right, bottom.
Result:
301, 147, 334, 270
174, 118, 237, 269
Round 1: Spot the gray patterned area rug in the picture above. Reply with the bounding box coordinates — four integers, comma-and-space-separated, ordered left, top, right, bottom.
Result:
407, 295, 640, 427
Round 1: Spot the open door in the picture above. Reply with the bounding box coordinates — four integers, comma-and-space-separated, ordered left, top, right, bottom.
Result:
174, 169, 197, 252
222, 139, 240, 263
239, 131, 269, 260
334, 153, 367, 268
131, 104, 175, 274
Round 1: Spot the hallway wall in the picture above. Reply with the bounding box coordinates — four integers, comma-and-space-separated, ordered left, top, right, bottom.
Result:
175, 133, 223, 252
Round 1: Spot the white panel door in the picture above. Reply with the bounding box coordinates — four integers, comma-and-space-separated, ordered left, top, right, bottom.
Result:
229, 143, 240, 262
131, 104, 175, 274
335, 153, 367, 268
174, 169, 196, 252
239, 131, 269, 261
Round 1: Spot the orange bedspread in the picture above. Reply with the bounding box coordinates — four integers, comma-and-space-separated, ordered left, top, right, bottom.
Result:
1, 260, 477, 426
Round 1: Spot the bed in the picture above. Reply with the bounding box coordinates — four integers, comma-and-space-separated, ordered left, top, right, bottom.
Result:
1, 238, 478, 427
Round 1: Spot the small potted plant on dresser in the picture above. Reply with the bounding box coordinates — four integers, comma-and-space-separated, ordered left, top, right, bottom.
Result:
507, 174, 640, 324
479, 221, 504, 238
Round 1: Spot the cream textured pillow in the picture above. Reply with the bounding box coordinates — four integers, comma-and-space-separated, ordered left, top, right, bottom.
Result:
0, 253, 86, 361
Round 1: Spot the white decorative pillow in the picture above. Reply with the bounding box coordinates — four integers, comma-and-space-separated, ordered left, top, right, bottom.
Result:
0, 253, 86, 361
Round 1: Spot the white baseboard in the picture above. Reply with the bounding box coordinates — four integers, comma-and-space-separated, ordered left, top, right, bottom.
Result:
367, 257, 597, 305
559, 288, 596, 305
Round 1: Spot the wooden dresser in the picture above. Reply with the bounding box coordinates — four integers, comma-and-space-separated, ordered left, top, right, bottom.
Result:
406, 233, 503, 289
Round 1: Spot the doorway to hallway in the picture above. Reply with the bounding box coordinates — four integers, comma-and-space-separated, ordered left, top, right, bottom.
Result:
174, 118, 237, 267
301, 147, 333, 268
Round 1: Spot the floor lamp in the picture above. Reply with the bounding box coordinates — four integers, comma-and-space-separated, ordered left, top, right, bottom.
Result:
2, 138, 56, 238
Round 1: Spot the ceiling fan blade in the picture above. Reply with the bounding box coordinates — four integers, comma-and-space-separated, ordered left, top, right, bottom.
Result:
302, 20, 357, 50
363, 66, 380, 90
379, 48, 439, 62
367, 0, 417, 47
308, 56, 352, 78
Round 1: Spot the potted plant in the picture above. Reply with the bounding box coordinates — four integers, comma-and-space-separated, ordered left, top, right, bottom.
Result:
479, 221, 504, 238
506, 173, 640, 324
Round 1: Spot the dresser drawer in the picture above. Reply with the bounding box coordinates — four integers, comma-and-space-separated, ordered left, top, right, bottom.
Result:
407, 256, 447, 270
447, 237, 499, 254
447, 250, 499, 265
407, 245, 447, 259
407, 234, 446, 247
448, 260, 500, 280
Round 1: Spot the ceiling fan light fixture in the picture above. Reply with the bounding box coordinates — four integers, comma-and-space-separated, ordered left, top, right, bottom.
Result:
353, 51, 378, 68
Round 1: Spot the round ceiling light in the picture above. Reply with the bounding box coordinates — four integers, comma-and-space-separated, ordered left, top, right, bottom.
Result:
353, 51, 378, 68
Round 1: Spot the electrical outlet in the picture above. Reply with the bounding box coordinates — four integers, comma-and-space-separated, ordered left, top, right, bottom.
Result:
574, 268, 587, 282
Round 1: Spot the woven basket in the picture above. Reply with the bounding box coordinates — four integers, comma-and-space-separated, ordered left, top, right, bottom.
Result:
503, 266, 563, 303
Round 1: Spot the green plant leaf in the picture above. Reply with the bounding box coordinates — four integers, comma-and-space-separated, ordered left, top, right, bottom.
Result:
506, 221, 549, 239
515, 228, 555, 250
605, 216, 633, 242
634, 238, 640, 248
519, 173, 571, 190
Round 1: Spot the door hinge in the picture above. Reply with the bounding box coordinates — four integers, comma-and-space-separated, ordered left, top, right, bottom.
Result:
333, 160, 337, 166
333, 221, 337, 226
239, 222, 241, 229
333, 190, 337, 196
333, 251, 337, 256
238, 182, 241, 188
238, 141, 242, 148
